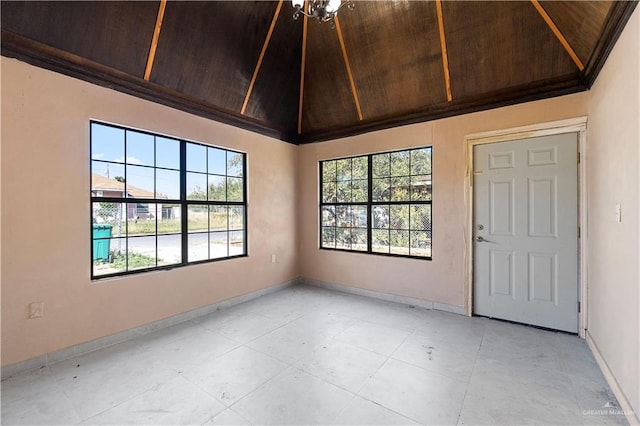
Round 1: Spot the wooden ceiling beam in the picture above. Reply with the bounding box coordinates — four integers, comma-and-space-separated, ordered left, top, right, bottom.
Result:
531, 0, 584, 71
298, 5, 309, 134
435, 0, 452, 102
335, 16, 363, 120
143, 0, 167, 80
241, 0, 283, 115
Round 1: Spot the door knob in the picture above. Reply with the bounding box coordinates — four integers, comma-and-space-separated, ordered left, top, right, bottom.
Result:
475, 236, 487, 242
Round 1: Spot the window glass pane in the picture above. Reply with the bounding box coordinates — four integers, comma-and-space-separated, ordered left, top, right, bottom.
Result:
92, 201, 125, 231
91, 162, 125, 197
156, 137, 180, 170
336, 159, 351, 181
91, 123, 124, 163
352, 229, 367, 251
322, 206, 336, 226
390, 230, 410, 255
227, 152, 243, 177
352, 179, 368, 202
127, 236, 157, 271
322, 182, 337, 203
210, 232, 228, 259
208, 175, 226, 201
336, 228, 351, 250
352, 156, 368, 179
227, 177, 243, 202
186, 143, 207, 172
411, 175, 432, 201
187, 172, 207, 200
229, 206, 244, 230
336, 181, 351, 203
158, 234, 182, 266
390, 176, 410, 202
210, 206, 228, 232
92, 203, 119, 275
372, 153, 390, 178
373, 205, 390, 229
372, 178, 390, 202
322, 160, 337, 183
411, 148, 432, 175
335, 206, 350, 227
390, 151, 410, 177
372, 229, 390, 253
188, 233, 208, 262
410, 231, 431, 257
126, 131, 154, 167
93, 237, 126, 276
321, 227, 336, 248
126, 165, 155, 198
390, 205, 409, 230
410, 204, 431, 230
352, 205, 367, 228
229, 230, 244, 256
188, 205, 208, 232
208, 147, 226, 175
156, 169, 180, 200
158, 204, 181, 235
126, 203, 156, 235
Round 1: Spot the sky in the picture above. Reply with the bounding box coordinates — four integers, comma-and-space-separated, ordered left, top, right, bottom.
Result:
91, 123, 240, 198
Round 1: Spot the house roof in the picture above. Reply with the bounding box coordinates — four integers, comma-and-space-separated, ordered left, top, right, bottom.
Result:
1, 1, 636, 144
91, 173, 157, 199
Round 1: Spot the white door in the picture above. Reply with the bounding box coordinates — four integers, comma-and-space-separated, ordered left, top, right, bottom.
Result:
473, 133, 578, 332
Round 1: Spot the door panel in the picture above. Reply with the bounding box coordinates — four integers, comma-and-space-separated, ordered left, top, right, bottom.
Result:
490, 250, 515, 297
528, 177, 557, 237
490, 179, 515, 235
473, 133, 578, 332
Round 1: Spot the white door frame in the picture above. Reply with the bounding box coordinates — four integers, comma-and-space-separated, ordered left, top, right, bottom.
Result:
463, 117, 588, 338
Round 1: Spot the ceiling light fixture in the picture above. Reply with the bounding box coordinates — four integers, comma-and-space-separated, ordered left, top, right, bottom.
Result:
291, 0, 354, 28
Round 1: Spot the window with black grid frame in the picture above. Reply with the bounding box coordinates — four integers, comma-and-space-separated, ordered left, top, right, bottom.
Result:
320, 147, 432, 259
90, 121, 247, 279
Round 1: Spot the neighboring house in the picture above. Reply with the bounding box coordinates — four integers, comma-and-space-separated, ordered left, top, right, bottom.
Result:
91, 173, 175, 221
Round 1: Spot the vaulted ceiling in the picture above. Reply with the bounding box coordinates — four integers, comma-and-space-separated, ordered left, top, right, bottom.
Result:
1, 1, 636, 144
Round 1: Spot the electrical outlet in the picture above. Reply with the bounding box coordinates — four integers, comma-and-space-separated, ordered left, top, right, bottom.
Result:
29, 302, 44, 319
615, 203, 622, 223
271, 254, 276, 263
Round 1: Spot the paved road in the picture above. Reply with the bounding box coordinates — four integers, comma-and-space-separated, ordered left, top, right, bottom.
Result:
106, 231, 244, 263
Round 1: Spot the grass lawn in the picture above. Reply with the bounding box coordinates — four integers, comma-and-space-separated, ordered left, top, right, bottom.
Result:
123, 213, 232, 236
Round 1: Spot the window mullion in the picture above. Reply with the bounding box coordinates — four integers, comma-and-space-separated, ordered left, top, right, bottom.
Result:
243, 153, 248, 256
367, 154, 373, 253
154, 136, 158, 269
124, 130, 129, 272
180, 140, 188, 265
319, 161, 324, 250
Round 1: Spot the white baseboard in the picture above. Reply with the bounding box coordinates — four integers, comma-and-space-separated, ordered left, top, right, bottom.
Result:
1, 278, 299, 380
301, 277, 466, 315
586, 331, 639, 425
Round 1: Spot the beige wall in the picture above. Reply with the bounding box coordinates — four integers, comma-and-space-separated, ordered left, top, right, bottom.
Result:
1, 57, 299, 366
298, 93, 589, 308
586, 7, 640, 417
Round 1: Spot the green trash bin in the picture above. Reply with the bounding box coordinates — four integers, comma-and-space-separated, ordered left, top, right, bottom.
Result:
92, 224, 112, 261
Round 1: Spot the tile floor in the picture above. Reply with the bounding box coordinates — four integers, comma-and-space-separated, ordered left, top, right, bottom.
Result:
1, 285, 628, 425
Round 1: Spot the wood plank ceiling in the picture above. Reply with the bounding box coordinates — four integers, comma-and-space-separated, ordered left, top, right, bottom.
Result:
1, 1, 636, 144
